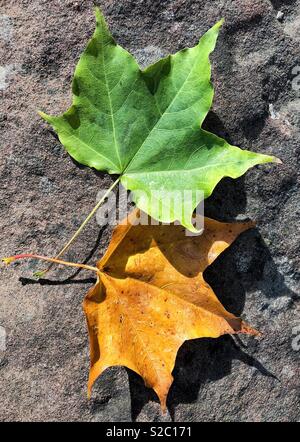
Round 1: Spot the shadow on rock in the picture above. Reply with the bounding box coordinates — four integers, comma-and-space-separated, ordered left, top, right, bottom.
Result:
269, 0, 297, 9
167, 335, 277, 420
127, 173, 293, 420
202, 111, 235, 146
127, 335, 277, 421
127, 222, 284, 420
241, 232, 298, 302
126, 232, 281, 420
19, 225, 106, 286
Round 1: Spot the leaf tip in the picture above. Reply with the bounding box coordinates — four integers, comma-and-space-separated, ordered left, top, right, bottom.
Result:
93, 6, 113, 42
37, 110, 51, 122
94, 6, 106, 25
87, 387, 92, 400
160, 402, 167, 414
158, 394, 167, 414
211, 18, 224, 31
262, 154, 282, 165
94, 6, 101, 18
240, 321, 261, 337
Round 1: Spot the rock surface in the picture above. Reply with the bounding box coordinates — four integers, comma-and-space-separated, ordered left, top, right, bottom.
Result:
0, 0, 299, 422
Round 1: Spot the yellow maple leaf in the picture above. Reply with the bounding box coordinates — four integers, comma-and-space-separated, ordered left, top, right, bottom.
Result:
84, 210, 258, 411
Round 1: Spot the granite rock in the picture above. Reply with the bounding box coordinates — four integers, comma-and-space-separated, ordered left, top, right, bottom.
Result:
0, 0, 299, 422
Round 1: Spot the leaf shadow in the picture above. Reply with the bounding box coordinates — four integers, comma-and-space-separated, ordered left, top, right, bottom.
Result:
126, 177, 294, 420
19, 276, 97, 286
18, 225, 106, 286
269, 0, 297, 9
202, 111, 235, 145
128, 334, 278, 421
166, 335, 278, 420
127, 229, 287, 421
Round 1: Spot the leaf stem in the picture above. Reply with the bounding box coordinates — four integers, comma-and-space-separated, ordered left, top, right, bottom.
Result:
35, 177, 120, 278
2, 254, 100, 275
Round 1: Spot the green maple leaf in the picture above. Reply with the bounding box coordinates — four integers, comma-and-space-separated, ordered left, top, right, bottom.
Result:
40, 8, 278, 231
